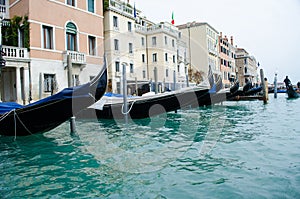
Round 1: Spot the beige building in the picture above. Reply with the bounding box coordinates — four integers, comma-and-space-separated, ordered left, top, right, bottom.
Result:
0, 0, 104, 104
219, 33, 237, 88
104, 0, 187, 94
235, 48, 258, 86
177, 22, 220, 84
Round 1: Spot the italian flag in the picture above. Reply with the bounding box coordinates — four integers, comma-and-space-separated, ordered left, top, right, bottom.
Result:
171, 12, 174, 25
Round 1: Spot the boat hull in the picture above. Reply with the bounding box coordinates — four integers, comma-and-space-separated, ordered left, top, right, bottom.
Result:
0, 65, 107, 136
96, 87, 209, 119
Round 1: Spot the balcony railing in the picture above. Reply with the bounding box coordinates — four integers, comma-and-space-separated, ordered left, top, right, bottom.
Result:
63, 51, 86, 65
109, 0, 133, 18
2, 46, 29, 60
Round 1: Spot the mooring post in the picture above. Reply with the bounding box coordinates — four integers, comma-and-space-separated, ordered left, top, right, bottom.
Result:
274, 72, 278, 98
122, 62, 128, 124
70, 116, 76, 133
67, 55, 76, 132
154, 67, 158, 94
260, 69, 268, 103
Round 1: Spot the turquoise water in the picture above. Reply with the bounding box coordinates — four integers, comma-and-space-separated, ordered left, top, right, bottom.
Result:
1, 93, 300, 198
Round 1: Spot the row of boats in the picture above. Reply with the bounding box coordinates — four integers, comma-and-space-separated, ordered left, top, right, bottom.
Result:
0, 60, 272, 137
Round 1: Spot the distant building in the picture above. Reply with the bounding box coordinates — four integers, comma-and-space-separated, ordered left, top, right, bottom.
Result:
177, 22, 220, 84
235, 48, 259, 86
0, 0, 104, 104
218, 33, 237, 88
104, 0, 188, 94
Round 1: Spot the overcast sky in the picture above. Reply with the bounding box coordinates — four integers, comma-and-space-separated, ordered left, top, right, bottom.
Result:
133, 0, 300, 83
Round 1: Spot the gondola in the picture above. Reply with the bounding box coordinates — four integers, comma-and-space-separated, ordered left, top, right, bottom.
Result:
92, 72, 228, 120
92, 85, 210, 119
0, 61, 107, 136
286, 85, 299, 99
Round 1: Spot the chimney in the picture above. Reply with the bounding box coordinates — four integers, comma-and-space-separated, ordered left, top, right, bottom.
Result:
230, 36, 233, 45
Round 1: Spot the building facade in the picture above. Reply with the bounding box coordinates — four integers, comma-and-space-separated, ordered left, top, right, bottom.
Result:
177, 22, 220, 84
104, 0, 188, 94
0, 0, 104, 104
235, 48, 258, 86
219, 33, 237, 88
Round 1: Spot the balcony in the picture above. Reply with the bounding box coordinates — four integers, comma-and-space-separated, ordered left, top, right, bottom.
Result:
2, 46, 29, 61
108, 0, 134, 19
63, 51, 86, 65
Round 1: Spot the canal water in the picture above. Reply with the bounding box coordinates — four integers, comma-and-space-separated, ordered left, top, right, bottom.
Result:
1, 93, 300, 198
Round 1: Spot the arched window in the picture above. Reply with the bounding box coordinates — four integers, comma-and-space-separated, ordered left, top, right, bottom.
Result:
66, 22, 77, 51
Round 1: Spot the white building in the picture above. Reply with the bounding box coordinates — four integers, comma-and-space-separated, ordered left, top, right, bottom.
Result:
177, 22, 220, 84
104, 0, 188, 94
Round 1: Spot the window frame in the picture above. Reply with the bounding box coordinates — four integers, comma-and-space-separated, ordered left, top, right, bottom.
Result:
87, 0, 95, 13
66, 22, 78, 51
88, 35, 96, 56
42, 25, 53, 49
66, 0, 75, 6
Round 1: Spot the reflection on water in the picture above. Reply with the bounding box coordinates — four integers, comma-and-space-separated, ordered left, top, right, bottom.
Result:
1, 94, 300, 198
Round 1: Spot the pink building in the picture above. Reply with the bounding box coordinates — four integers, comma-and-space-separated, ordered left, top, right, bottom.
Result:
0, 0, 104, 104
219, 32, 236, 88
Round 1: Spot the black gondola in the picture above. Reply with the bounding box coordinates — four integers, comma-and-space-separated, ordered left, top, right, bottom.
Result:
0, 61, 107, 136
92, 74, 228, 120
286, 85, 299, 99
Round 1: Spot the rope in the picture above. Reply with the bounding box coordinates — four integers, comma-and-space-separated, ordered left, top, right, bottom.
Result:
14, 111, 34, 136
121, 100, 136, 115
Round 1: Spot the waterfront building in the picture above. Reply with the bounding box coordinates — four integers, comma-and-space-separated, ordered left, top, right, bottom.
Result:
218, 33, 237, 88
0, 0, 104, 104
104, 0, 188, 94
177, 22, 220, 84
235, 48, 259, 86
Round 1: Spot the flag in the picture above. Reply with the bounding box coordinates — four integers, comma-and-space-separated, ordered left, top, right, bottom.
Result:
134, 3, 136, 18
171, 12, 174, 25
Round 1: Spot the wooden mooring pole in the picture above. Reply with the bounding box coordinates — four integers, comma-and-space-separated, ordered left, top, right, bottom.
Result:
274, 72, 278, 98
260, 69, 268, 103
67, 55, 76, 133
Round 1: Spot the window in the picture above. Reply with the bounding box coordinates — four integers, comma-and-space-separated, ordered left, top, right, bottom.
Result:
115, 61, 120, 72
19, 26, 25, 48
142, 54, 145, 63
130, 63, 134, 73
143, 70, 146, 78
166, 69, 169, 77
66, 0, 75, 6
66, 22, 77, 51
165, 53, 168, 62
129, 43, 133, 54
44, 74, 55, 93
172, 39, 175, 47
114, 39, 119, 51
153, 53, 157, 62
141, 37, 145, 46
165, 36, 168, 45
72, 74, 80, 86
113, 16, 118, 28
244, 58, 247, 65
128, 21, 132, 32
42, 25, 53, 49
88, 0, 94, 13
88, 36, 96, 55
0, 0, 5, 5
152, 37, 156, 46
173, 55, 176, 63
